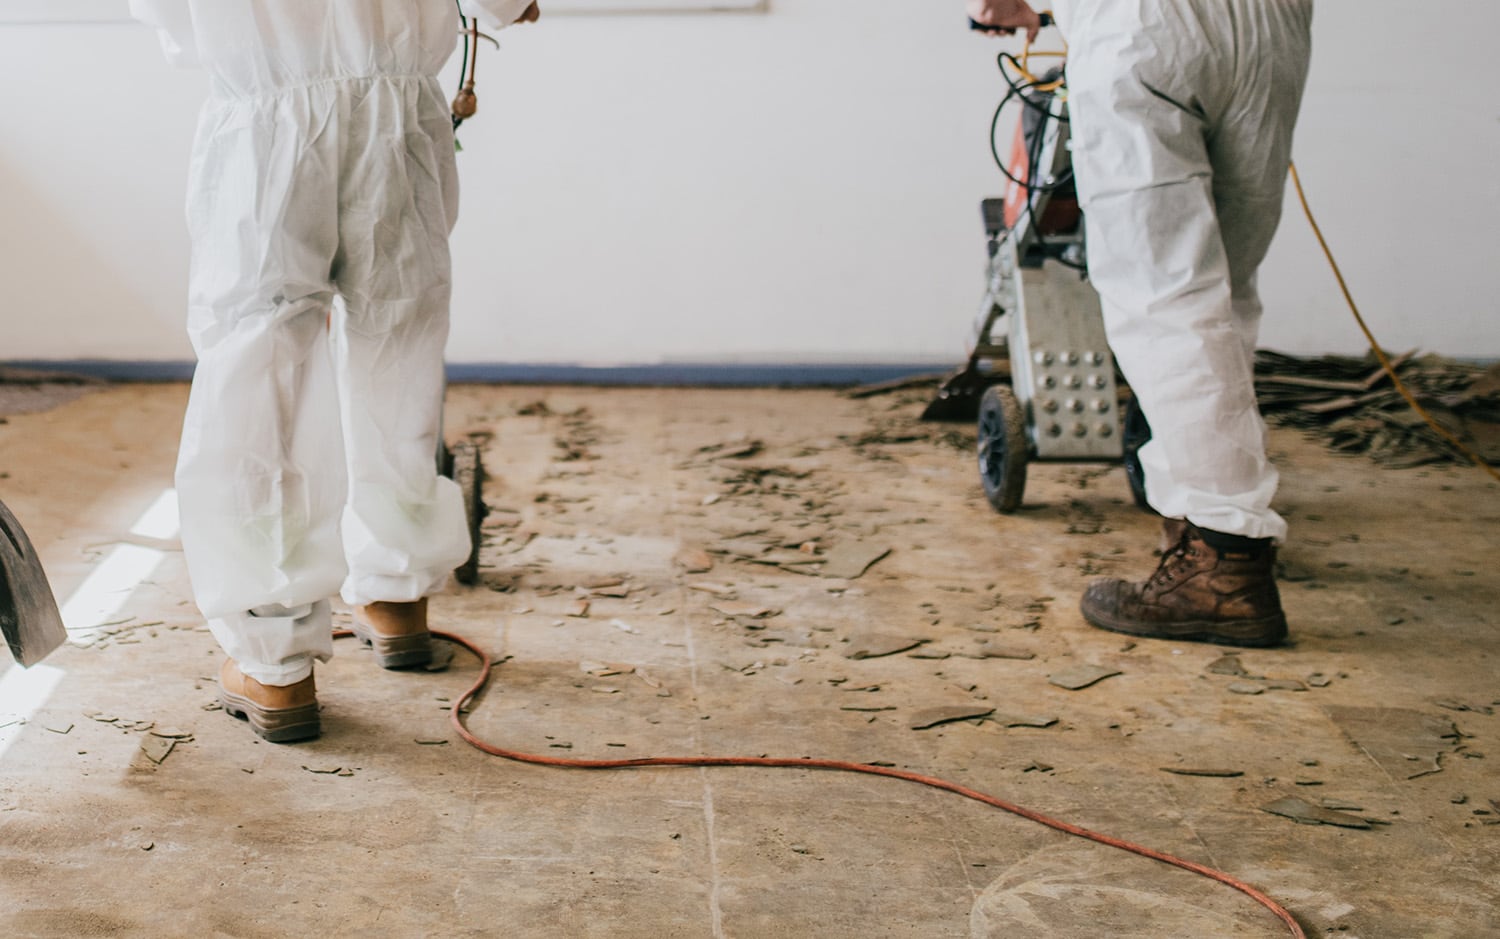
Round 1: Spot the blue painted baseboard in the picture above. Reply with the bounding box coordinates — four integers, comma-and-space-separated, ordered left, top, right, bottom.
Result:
2, 360, 954, 387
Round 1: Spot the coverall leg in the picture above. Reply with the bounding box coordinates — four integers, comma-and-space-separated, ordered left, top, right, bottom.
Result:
1062, 0, 1314, 541
176, 79, 470, 687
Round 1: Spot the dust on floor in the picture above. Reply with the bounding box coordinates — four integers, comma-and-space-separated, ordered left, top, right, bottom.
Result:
0, 383, 1495, 938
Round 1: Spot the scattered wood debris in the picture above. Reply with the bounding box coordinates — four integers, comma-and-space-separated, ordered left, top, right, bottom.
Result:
1255, 350, 1500, 467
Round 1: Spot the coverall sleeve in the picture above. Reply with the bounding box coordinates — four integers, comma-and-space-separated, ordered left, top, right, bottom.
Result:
458, 0, 538, 30
128, 0, 198, 68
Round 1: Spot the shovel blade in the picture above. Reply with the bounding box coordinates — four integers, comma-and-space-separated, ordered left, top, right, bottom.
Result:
0, 500, 66, 668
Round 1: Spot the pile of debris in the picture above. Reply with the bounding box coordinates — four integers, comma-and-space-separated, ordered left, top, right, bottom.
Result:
0, 367, 104, 418
1253, 350, 1500, 469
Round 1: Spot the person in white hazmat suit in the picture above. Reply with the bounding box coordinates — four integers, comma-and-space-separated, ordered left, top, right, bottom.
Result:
133, 0, 540, 743
967, 0, 1313, 647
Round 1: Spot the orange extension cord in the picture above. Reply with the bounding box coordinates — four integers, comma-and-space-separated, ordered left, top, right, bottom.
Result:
412, 629, 1306, 938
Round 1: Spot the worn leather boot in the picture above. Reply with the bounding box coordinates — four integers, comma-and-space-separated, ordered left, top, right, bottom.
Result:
352, 598, 433, 668
218, 659, 321, 743
1080, 522, 1288, 647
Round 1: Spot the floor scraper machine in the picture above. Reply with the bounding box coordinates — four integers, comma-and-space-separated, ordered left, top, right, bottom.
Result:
923, 52, 1150, 513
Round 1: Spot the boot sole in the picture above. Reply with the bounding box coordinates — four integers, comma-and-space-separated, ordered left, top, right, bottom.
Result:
1081, 606, 1288, 648
219, 690, 321, 743
351, 620, 433, 669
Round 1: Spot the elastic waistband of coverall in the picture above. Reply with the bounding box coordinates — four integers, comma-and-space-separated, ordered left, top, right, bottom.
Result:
206, 71, 443, 104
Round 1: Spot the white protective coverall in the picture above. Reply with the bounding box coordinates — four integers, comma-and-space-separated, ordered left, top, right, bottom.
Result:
133, 0, 534, 685
1053, 0, 1313, 542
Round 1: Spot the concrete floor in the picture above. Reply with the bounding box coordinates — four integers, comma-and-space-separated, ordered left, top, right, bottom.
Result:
0, 382, 1496, 938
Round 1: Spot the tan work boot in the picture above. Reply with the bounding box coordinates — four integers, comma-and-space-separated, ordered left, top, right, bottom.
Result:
218, 659, 321, 743
1080, 522, 1288, 647
352, 598, 433, 669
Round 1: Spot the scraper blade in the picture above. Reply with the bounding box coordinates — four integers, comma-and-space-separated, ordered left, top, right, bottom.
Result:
0, 499, 66, 667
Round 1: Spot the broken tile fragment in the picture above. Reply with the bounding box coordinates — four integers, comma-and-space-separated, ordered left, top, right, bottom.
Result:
711, 602, 780, 619
580, 661, 632, 677
993, 713, 1058, 729
819, 541, 893, 580
909, 706, 995, 730
1160, 767, 1244, 778
1261, 796, 1371, 830
1047, 665, 1121, 691
688, 582, 738, 598
140, 736, 176, 765
967, 644, 1036, 661
1434, 698, 1495, 716
844, 632, 926, 660
1327, 706, 1460, 781
1319, 798, 1364, 811
1206, 654, 1249, 677
674, 548, 715, 573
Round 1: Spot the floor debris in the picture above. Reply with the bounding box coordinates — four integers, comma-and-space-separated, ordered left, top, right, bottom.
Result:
1047, 665, 1122, 691
140, 736, 176, 765
1255, 350, 1500, 467
1206, 654, 1250, 677
843, 633, 926, 660
909, 706, 994, 730
992, 713, 1058, 729
1160, 767, 1245, 778
818, 541, 892, 580
1327, 706, 1463, 781
674, 548, 715, 572
1261, 796, 1372, 830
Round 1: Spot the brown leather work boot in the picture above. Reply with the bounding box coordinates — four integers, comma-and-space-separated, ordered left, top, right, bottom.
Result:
1080, 522, 1288, 647
352, 598, 433, 669
218, 659, 321, 743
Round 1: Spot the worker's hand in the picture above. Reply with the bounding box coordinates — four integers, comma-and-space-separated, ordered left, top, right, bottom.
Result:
966, 0, 1043, 42
517, 2, 540, 24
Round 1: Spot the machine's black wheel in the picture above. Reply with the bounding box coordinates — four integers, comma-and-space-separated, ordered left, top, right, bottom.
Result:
1122, 396, 1152, 510
448, 441, 486, 585
977, 385, 1029, 514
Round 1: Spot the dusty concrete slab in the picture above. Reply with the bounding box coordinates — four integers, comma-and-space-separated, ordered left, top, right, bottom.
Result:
0, 383, 1497, 937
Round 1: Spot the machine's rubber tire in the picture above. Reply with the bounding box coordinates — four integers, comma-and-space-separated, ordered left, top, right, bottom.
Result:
1122, 396, 1152, 511
977, 384, 1029, 514
449, 441, 486, 585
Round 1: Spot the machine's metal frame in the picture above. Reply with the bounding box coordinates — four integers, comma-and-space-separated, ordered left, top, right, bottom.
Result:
942, 81, 1141, 513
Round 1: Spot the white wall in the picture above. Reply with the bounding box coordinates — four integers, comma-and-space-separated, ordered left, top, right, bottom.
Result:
1, 1, 1496, 366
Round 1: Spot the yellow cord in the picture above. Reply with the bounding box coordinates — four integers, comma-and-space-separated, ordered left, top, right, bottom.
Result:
1288, 162, 1500, 482
1018, 17, 1067, 92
